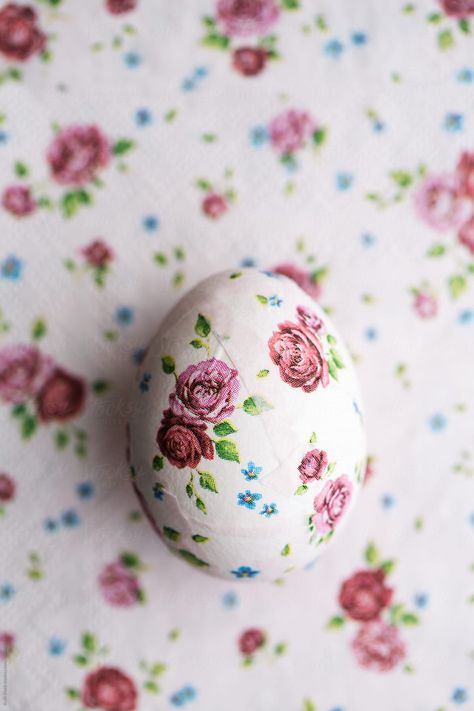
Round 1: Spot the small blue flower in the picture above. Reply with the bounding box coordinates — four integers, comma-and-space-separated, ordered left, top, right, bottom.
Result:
241, 461, 262, 482
364, 326, 378, 341
48, 637, 66, 656
132, 347, 146, 365
116, 306, 134, 326
260, 502, 279, 518
44, 518, 59, 533
381, 494, 395, 510
123, 51, 142, 68
170, 686, 197, 706
457, 67, 474, 83
76, 481, 95, 500
459, 309, 473, 324
142, 214, 160, 232
222, 590, 238, 608
230, 566, 260, 579
351, 31, 368, 45
373, 120, 385, 133
268, 294, 283, 307
324, 38, 344, 58
0, 130, 9, 145
0, 583, 15, 602
429, 413, 447, 432
444, 113, 464, 133
249, 126, 268, 147
361, 232, 376, 247
452, 688, 468, 704
181, 78, 195, 92
134, 108, 153, 127
240, 257, 256, 268
61, 508, 81, 528
193, 66, 208, 79
1, 255, 23, 280
336, 172, 354, 190
139, 372, 152, 393
413, 592, 428, 609
237, 490, 262, 510
153, 482, 165, 501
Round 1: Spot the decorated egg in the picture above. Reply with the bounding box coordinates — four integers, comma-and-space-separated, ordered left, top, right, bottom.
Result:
128, 268, 366, 581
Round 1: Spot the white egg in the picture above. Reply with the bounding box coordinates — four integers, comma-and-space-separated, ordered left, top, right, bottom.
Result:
128, 268, 366, 581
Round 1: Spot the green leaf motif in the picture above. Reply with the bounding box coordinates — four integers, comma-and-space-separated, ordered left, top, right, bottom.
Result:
364, 541, 379, 565
178, 549, 209, 567
309, 432, 317, 443
14, 161, 29, 178
327, 615, 346, 629
161, 355, 175, 374
243, 395, 273, 416
152, 455, 164, 471
281, 544, 291, 557
256, 294, 268, 304
438, 28, 454, 50
448, 274, 467, 299
112, 138, 135, 156
215, 439, 240, 463
257, 369, 269, 378
327, 359, 339, 381
195, 497, 207, 514
143, 680, 159, 694
294, 484, 308, 496
380, 559, 396, 576
163, 526, 180, 542
74, 654, 88, 667
401, 612, 419, 626
21, 414, 37, 439
326, 461, 336, 476
312, 127, 327, 146
198, 470, 218, 493
194, 313, 211, 338
55, 429, 69, 450
201, 33, 230, 50
189, 338, 205, 349
192, 534, 209, 543
213, 420, 237, 437
427, 243, 446, 257
120, 551, 141, 569
329, 348, 345, 369
229, 271, 242, 279
81, 632, 97, 653
185, 482, 193, 498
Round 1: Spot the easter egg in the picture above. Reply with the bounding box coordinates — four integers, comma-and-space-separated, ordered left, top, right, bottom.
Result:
128, 268, 366, 581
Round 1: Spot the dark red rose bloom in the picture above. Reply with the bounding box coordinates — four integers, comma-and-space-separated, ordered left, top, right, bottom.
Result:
47, 125, 110, 187
272, 263, 322, 301
2, 185, 36, 217
0, 632, 15, 660
458, 214, 474, 254
0, 4, 46, 62
106, 0, 138, 15
439, 0, 474, 16
232, 47, 267, 76
0, 473, 15, 502
268, 321, 329, 393
36, 367, 86, 422
157, 409, 213, 469
339, 568, 393, 622
202, 193, 228, 220
238, 628, 266, 656
81, 666, 137, 711
298, 448, 328, 483
456, 151, 474, 198
81, 239, 114, 267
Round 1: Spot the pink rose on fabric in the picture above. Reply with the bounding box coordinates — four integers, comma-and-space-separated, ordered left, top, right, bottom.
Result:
170, 358, 240, 424
268, 110, 315, 155
298, 448, 328, 483
98, 561, 140, 607
81, 239, 114, 267
106, 0, 138, 14
2, 185, 36, 217
157, 409, 214, 469
455, 151, 474, 198
82, 666, 137, 711
339, 569, 393, 622
313, 474, 352, 534
47, 125, 111, 187
414, 175, 468, 232
296, 304, 325, 333
202, 192, 228, 220
36, 367, 86, 422
0, 632, 15, 660
439, 0, 474, 16
458, 214, 474, 254
0, 4, 46, 61
238, 628, 266, 656
351, 620, 406, 672
268, 321, 329, 393
272, 263, 321, 301
232, 47, 267, 76
0, 344, 53, 404
414, 292, 437, 319
0, 473, 16, 502
216, 0, 280, 38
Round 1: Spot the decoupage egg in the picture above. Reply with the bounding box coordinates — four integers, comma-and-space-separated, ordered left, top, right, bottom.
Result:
128, 269, 366, 582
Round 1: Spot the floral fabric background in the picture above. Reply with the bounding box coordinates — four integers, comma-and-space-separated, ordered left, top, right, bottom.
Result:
0, 1, 473, 710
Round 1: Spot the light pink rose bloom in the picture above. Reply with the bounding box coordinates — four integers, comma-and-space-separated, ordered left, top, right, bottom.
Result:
455, 151, 474, 198
439, 0, 474, 17
351, 620, 406, 672
82, 666, 137, 711
458, 214, 474, 254
216, 0, 280, 38
0, 344, 54, 404
0, 632, 15, 660
98, 561, 140, 607
268, 321, 329, 393
170, 358, 240, 424
2, 185, 36, 217
272, 263, 321, 300
414, 292, 437, 319
313, 474, 352, 533
47, 125, 110, 186
414, 175, 468, 232
298, 448, 328, 483
268, 110, 315, 155
202, 192, 228, 220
